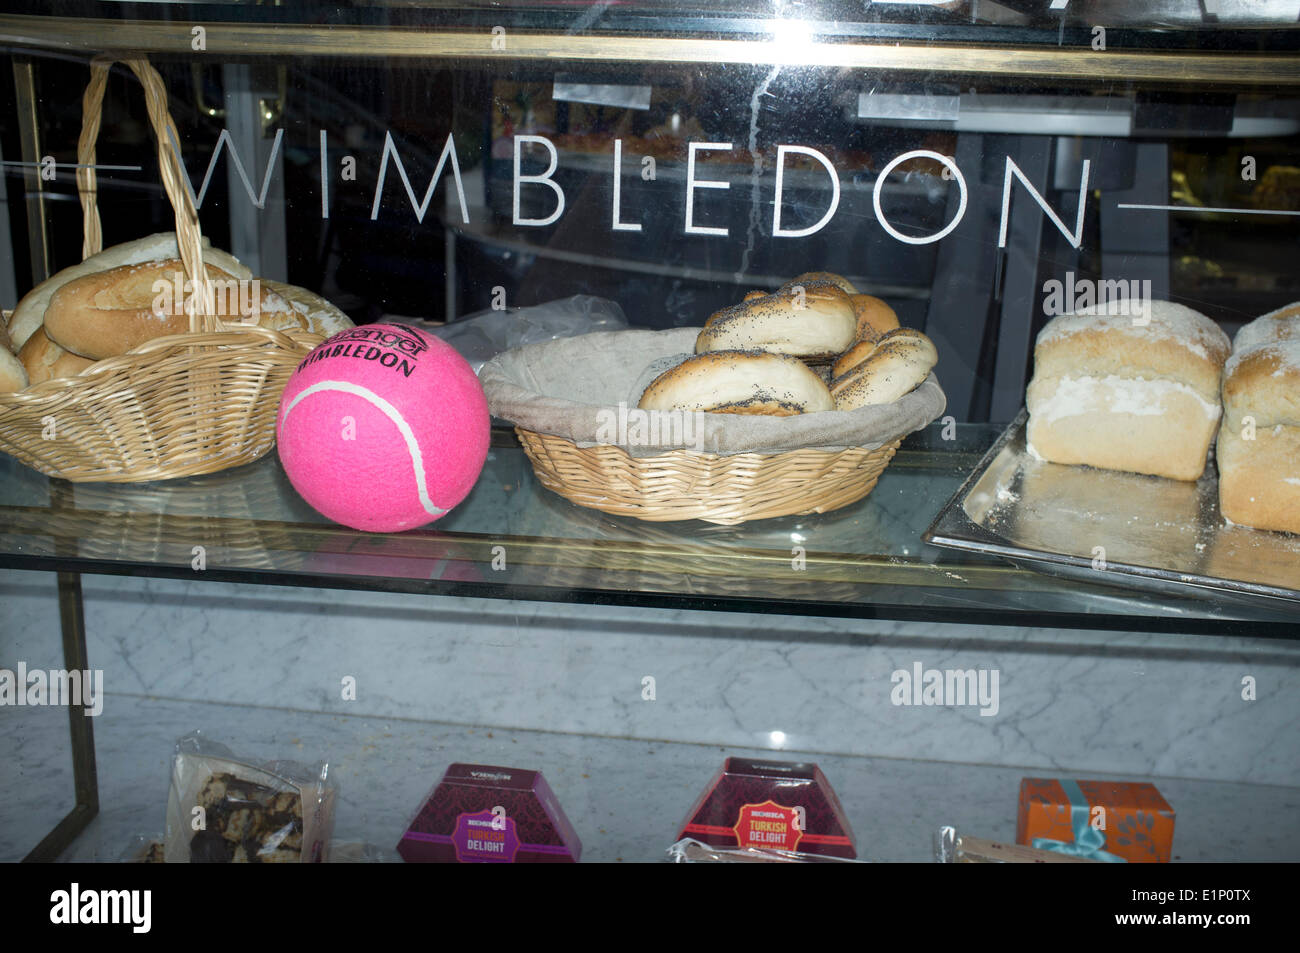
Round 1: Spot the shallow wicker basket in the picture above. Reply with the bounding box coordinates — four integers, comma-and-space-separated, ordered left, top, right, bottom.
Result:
483, 327, 945, 526
0, 56, 321, 483
517, 430, 901, 525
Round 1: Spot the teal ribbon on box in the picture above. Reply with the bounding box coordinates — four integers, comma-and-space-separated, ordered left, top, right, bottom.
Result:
1031, 779, 1128, 863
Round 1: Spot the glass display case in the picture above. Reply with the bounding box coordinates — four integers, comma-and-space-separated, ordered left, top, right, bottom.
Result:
0, 2, 1297, 872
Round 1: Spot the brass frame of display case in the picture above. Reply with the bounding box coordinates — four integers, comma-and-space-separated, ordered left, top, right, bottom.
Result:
1, 14, 1299, 86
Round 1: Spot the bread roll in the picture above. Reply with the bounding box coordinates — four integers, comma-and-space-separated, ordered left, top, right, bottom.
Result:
0, 345, 27, 393
832, 327, 934, 383
44, 258, 292, 360
781, 271, 857, 296
848, 294, 900, 343
1, 313, 13, 355
1025, 301, 1230, 481
696, 286, 855, 360
639, 350, 833, 416
8, 232, 252, 351
18, 327, 95, 386
831, 329, 938, 410
831, 339, 877, 383
1217, 340, 1300, 534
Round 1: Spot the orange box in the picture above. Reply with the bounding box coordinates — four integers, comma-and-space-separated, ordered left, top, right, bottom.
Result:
1016, 778, 1175, 863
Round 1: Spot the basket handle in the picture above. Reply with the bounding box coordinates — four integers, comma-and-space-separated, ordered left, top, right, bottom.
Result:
76, 55, 217, 331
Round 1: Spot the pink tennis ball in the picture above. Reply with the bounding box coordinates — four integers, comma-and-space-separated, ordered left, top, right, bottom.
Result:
276, 323, 489, 532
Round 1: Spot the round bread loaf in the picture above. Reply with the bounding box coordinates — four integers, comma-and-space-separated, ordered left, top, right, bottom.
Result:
848, 294, 900, 343
780, 271, 857, 295
639, 350, 834, 416
0, 344, 28, 393
1233, 301, 1300, 354
18, 327, 96, 386
696, 286, 856, 360
8, 232, 252, 352
44, 258, 294, 360
830, 330, 938, 410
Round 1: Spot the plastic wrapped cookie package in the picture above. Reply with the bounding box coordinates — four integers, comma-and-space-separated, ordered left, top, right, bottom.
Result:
933, 826, 1099, 864
667, 838, 864, 863
164, 731, 337, 864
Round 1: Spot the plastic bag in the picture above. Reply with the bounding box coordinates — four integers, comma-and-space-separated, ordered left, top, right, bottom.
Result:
933, 825, 1098, 863
389, 295, 627, 373
118, 834, 165, 863
164, 731, 336, 863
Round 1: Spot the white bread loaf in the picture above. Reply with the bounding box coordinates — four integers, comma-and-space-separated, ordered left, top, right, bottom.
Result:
1233, 301, 1300, 353
638, 350, 833, 416
259, 280, 354, 338
0, 344, 27, 393
1025, 301, 1231, 481
18, 327, 96, 386
43, 258, 298, 360
696, 286, 856, 360
1217, 339, 1300, 534
8, 232, 252, 351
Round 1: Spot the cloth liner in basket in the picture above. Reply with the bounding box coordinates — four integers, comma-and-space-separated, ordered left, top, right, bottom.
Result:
481, 327, 947, 524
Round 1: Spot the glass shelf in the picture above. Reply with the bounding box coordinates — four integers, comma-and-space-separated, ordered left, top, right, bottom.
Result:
2, 424, 1296, 637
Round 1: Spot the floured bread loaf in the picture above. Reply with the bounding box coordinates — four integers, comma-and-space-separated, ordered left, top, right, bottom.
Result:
8, 232, 252, 351
18, 327, 96, 386
1025, 301, 1231, 481
639, 350, 833, 416
1217, 339, 1300, 534
44, 258, 298, 360
697, 286, 856, 361
1233, 301, 1300, 353
259, 280, 354, 338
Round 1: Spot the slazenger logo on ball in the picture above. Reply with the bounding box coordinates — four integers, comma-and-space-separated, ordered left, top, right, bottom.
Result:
295, 324, 428, 378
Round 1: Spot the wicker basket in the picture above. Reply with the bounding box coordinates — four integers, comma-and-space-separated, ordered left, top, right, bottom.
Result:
517, 430, 901, 526
484, 327, 944, 526
0, 56, 322, 483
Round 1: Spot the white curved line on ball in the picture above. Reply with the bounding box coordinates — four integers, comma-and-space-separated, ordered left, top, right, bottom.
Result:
282, 380, 447, 517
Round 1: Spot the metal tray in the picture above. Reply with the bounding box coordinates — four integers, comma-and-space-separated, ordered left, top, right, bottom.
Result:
923, 409, 1300, 610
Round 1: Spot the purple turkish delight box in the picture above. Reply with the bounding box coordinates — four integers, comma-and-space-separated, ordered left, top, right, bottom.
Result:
397, 763, 581, 863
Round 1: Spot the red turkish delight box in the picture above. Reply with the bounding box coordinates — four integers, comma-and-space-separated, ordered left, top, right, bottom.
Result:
677, 757, 857, 858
